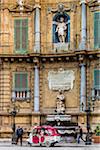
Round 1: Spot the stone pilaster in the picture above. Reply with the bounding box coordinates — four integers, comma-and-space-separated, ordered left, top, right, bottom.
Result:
80, 63, 86, 111
79, 0, 87, 50
34, 4, 41, 52
34, 65, 39, 112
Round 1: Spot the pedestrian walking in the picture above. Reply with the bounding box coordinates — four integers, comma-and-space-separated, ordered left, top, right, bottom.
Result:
16, 126, 23, 146
77, 126, 85, 144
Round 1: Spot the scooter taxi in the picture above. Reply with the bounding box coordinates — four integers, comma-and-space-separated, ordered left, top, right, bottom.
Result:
27, 125, 61, 147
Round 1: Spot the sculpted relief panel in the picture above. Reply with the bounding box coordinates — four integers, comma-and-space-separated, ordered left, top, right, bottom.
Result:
48, 69, 75, 91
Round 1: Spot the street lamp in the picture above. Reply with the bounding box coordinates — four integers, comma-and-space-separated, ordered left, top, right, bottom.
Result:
85, 96, 92, 145
85, 88, 98, 145
8, 102, 20, 144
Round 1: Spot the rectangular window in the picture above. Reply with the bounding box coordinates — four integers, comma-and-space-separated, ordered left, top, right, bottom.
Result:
12, 72, 30, 100
94, 69, 100, 89
14, 72, 28, 90
94, 12, 100, 49
14, 19, 28, 52
93, 69, 100, 99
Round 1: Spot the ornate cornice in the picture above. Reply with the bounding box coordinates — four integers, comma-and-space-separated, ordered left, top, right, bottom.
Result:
47, 3, 71, 14
87, 0, 100, 11
0, 49, 99, 64
0, 1, 35, 13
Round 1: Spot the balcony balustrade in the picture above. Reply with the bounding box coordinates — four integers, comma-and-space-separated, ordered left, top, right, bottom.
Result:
12, 89, 31, 101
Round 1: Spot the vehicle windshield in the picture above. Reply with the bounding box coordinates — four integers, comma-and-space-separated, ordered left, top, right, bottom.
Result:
32, 126, 59, 136
46, 128, 58, 135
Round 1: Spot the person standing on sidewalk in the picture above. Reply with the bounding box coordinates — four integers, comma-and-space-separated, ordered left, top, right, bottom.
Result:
77, 126, 85, 144
16, 126, 23, 146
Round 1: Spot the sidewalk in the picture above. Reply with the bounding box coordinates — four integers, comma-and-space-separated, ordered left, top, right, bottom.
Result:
0, 138, 100, 147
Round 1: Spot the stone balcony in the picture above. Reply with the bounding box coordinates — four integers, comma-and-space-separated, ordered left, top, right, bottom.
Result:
12, 89, 31, 101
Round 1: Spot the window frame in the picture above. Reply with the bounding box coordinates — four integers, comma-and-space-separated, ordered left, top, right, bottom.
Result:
13, 72, 29, 91
94, 69, 100, 90
94, 12, 100, 49
14, 18, 28, 53
93, 69, 100, 100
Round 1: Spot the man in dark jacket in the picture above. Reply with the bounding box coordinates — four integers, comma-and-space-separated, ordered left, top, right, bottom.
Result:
16, 126, 23, 146
77, 126, 85, 143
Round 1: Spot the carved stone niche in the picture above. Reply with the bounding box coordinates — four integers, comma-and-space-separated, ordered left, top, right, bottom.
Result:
48, 68, 75, 91
50, 3, 71, 52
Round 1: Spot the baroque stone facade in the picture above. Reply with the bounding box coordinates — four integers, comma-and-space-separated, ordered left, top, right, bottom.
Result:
0, 0, 100, 138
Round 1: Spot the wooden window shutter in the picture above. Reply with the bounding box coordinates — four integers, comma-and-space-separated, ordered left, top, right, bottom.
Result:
22, 19, 28, 49
14, 19, 28, 51
14, 20, 21, 50
15, 73, 21, 89
21, 73, 28, 89
94, 12, 100, 49
14, 73, 28, 90
94, 70, 100, 89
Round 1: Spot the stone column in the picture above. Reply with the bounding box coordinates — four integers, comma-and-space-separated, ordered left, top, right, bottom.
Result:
70, 4, 76, 49
80, 64, 86, 111
34, 5, 41, 53
79, 0, 87, 50
34, 65, 39, 112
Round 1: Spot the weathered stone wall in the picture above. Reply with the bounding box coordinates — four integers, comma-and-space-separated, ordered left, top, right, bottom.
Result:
40, 61, 80, 113
0, 0, 97, 52
0, 0, 99, 137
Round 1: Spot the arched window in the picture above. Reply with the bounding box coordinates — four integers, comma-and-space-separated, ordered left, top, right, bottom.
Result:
52, 13, 70, 43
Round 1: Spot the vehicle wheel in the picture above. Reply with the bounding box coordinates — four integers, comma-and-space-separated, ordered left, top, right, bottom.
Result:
45, 141, 51, 147
40, 143, 44, 147
51, 143, 54, 147
27, 142, 32, 147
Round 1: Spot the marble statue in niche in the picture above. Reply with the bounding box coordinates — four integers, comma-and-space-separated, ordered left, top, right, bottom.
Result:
48, 3, 71, 51
53, 14, 70, 43
55, 16, 67, 43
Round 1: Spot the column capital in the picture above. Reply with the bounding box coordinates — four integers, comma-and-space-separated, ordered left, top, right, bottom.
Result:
33, 57, 39, 63
79, 63, 86, 67
80, 0, 87, 5
34, 4, 41, 9
34, 64, 40, 69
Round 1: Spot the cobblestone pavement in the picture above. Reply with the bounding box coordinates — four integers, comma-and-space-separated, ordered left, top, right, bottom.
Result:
0, 141, 100, 150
